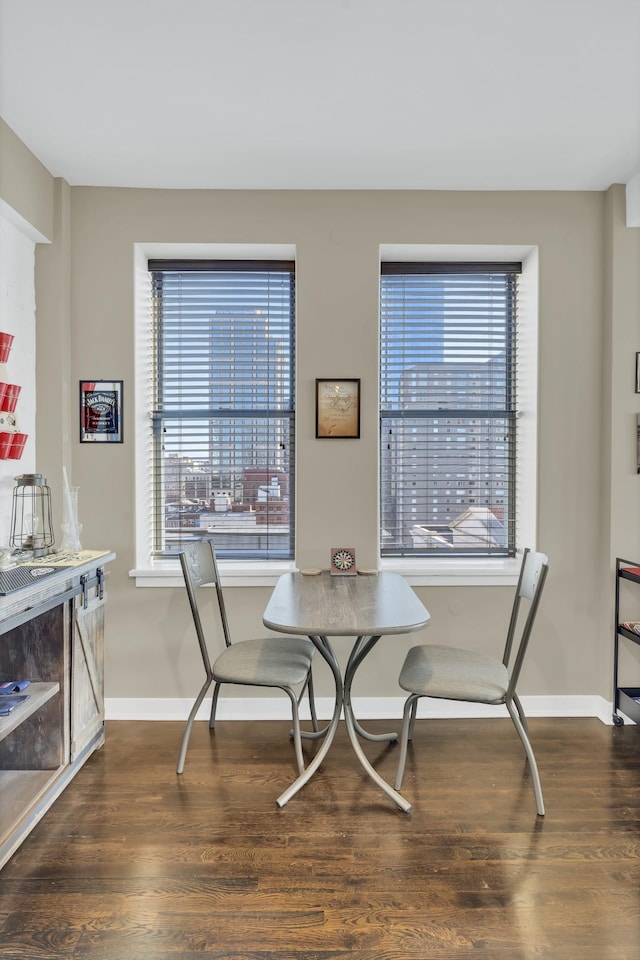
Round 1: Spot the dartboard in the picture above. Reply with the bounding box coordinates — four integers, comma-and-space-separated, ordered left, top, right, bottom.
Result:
332, 549, 356, 572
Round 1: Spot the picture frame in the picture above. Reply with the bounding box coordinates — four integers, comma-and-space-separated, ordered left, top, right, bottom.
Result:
315, 378, 361, 439
79, 380, 123, 443
635, 353, 640, 394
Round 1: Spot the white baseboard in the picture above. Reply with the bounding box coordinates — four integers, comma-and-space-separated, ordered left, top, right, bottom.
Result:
105, 694, 623, 725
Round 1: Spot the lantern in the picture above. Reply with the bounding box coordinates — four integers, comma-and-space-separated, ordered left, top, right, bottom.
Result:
10, 473, 55, 557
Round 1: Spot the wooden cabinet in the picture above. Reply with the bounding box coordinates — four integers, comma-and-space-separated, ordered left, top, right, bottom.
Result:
0, 551, 113, 869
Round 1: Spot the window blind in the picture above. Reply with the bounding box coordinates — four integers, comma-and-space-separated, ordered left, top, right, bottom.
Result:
380, 262, 521, 557
149, 260, 295, 560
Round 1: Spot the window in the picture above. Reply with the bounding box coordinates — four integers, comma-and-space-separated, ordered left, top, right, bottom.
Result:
149, 260, 295, 560
380, 262, 521, 557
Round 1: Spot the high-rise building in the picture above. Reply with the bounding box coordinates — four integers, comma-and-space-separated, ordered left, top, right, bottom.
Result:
382, 355, 509, 551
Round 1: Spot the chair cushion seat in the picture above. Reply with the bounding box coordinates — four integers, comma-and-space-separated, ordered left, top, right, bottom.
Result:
213, 636, 315, 687
398, 644, 508, 704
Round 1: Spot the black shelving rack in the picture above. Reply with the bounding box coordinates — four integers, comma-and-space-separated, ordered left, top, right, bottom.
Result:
613, 558, 640, 726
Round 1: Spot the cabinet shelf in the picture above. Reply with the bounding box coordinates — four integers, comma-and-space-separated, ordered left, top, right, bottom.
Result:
617, 626, 640, 646
619, 565, 640, 584
0, 768, 65, 861
617, 688, 640, 725
0, 683, 59, 744
613, 558, 640, 725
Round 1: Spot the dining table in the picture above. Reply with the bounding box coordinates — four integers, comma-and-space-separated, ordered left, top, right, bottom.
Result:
263, 570, 430, 812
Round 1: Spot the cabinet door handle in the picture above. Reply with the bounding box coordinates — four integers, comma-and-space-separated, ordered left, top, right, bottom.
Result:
80, 574, 88, 608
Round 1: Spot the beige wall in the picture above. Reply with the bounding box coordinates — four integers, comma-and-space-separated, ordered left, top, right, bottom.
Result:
603, 185, 640, 688
35, 178, 73, 534
67, 186, 607, 702
3, 119, 640, 707
0, 118, 54, 242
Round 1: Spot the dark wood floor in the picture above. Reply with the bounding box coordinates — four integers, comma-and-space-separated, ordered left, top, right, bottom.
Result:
0, 717, 639, 959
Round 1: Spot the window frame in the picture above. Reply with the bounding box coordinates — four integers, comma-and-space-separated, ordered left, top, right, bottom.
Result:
377, 244, 539, 585
380, 261, 520, 561
132, 243, 299, 585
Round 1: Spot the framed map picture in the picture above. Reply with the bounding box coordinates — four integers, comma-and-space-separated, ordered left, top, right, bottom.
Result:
80, 380, 123, 443
315, 378, 360, 439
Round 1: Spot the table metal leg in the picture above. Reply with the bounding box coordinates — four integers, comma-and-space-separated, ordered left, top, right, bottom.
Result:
298, 724, 332, 741
276, 636, 343, 808
346, 637, 399, 744
343, 636, 412, 813
278, 633, 412, 813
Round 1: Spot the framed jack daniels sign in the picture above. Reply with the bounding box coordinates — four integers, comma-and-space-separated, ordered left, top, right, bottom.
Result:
79, 379, 123, 443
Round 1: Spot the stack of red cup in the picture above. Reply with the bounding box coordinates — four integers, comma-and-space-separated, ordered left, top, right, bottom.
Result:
0, 332, 26, 460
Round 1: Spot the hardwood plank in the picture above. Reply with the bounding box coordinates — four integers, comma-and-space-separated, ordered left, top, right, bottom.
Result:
0, 718, 638, 960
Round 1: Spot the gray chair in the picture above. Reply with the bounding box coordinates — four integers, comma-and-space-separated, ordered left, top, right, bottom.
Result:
177, 540, 318, 776
395, 548, 549, 815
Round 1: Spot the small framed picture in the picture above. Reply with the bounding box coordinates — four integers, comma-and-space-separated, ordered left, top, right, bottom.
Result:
80, 380, 123, 443
315, 378, 361, 439
635, 353, 640, 393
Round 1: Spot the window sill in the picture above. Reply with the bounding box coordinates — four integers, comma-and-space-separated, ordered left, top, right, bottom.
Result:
131, 556, 521, 588
379, 556, 521, 586
130, 559, 297, 588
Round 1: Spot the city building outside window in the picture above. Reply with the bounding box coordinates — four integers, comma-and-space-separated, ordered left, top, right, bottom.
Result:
149, 260, 295, 560
380, 262, 521, 558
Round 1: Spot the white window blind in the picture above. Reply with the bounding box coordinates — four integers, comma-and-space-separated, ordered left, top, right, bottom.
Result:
149, 260, 295, 560
380, 262, 520, 557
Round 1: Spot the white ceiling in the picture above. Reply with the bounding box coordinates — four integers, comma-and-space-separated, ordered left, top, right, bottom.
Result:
1, 0, 639, 191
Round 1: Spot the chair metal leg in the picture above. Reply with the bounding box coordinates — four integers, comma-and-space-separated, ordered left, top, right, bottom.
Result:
293, 670, 331, 741
284, 686, 306, 776
512, 692, 529, 736
394, 695, 419, 790
297, 669, 323, 738
307, 670, 319, 732
209, 681, 221, 730
506, 699, 545, 816
177, 676, 213, 774
407, 698, 419, 740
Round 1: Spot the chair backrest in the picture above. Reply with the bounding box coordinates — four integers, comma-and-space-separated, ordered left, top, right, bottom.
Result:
179, 541, 233, 668
503, 547, 549, 699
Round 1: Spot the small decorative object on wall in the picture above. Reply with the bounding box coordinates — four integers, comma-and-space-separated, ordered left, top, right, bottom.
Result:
636, 353, 640, 393
80, 380, 123, 443
316, 378, 360, 439
330, 547, 357, 576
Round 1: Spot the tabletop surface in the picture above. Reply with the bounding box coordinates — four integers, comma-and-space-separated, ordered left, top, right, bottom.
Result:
263, 571, 430, 637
